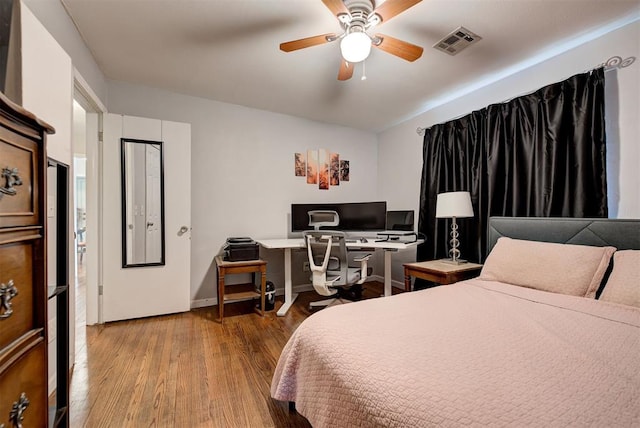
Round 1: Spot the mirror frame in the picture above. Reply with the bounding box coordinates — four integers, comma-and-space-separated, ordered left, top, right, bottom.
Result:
120, 137, 166, 268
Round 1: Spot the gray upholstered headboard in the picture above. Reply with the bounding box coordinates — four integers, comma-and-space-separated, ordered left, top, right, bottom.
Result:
488, 217, 640, 254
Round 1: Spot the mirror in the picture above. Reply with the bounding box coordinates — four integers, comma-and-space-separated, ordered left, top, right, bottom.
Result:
121, 138, 165, 267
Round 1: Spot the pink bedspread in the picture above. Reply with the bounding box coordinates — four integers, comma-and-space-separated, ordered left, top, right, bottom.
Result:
271, 279, 640, 427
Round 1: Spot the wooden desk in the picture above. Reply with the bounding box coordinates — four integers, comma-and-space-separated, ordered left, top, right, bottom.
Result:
403, 260, 483, 291
215, 256, 266, 322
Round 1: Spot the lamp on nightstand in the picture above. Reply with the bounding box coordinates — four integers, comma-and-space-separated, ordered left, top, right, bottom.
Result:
436, 191, 474, 264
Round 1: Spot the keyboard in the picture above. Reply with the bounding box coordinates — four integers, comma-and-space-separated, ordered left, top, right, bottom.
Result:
377, 230, 415, 236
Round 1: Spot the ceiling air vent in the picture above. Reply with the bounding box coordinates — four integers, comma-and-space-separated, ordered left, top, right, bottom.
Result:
433, 26, 481, 56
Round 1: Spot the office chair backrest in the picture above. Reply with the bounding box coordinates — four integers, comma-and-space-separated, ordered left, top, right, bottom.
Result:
308, 210, 339, 230
303, 230, 349, 296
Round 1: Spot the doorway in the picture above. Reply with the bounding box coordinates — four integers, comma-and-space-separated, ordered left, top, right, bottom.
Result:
72, 78, 105, 334
71, 99, 88, 357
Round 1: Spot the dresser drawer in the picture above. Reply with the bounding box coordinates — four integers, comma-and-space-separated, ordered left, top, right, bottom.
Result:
0, 242, 35, 350
0, 339, 47, 428
0, 126, 40, 228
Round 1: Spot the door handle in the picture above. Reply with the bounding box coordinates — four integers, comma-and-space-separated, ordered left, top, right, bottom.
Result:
177, 226, 190, 236
147, 222, 154, 228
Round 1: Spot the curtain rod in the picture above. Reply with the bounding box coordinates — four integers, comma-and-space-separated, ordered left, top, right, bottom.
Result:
601, 55, 636, 72
416, 55, 636, 136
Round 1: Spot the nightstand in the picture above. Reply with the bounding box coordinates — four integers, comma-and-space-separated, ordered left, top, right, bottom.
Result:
403, 260, 483, 291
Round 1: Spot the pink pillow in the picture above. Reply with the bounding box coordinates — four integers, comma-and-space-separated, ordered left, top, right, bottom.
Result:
599, 250, 640, 308
480, 237, 616, 298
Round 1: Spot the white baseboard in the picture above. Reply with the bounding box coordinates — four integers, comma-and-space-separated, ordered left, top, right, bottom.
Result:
370, 274, 384, 283
371, 274, 407, 290
365, 274, 404, 289
292, 284, 313, 293
191, 286, 310, 309
190, 276, 404, 309
191, 298, 217, 309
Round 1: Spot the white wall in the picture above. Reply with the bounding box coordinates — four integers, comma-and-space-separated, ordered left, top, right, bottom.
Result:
378, 20, 640, 282
20, 1, 75, 393
21, 4, 73, 164
107, 82, 380, 304
23, 0, 108, 106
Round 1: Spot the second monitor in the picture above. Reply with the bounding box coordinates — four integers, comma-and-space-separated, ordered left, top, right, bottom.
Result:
385, 210, 415, 231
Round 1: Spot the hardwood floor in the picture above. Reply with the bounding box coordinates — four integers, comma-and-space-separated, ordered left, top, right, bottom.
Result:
69, 278, 396, 427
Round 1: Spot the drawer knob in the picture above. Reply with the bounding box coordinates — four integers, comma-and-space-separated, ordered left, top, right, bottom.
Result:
6, 393, 29, 428
0, 280, 18, 320
0, 167, 23, 200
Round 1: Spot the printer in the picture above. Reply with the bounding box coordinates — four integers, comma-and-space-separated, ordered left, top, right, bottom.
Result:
223, 237, 259, 262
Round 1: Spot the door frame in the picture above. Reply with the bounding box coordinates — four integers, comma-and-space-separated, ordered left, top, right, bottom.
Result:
73, 70, 107, 326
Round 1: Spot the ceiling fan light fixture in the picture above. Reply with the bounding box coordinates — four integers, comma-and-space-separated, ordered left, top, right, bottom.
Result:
340, 31, 371, 63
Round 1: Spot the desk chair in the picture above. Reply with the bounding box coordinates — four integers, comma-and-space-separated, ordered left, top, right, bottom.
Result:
303, 230, 372, 309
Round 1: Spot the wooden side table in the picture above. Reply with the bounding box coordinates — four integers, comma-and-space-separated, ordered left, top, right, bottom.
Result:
215, 256, 266, 322
403, 260, 483, 291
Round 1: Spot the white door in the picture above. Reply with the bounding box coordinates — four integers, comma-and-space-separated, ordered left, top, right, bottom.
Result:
145, 143, 162, 262
102, 114, 191, 322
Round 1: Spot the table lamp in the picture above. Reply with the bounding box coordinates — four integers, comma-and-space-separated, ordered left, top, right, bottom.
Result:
435, 191, 474, 264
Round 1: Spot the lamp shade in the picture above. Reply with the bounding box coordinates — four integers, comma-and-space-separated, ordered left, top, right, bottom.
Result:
340, 32, 371, 63
435, 191, 474, 218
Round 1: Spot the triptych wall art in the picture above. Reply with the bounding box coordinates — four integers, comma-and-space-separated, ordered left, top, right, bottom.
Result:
295, 150, 349, 190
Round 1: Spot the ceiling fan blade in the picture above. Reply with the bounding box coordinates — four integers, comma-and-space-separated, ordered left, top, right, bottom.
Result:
280, 34, 337, 52
373, 0, 422, 24
373, 34, 423, 62
322, 0, 350, 17
338, 59, 354, 81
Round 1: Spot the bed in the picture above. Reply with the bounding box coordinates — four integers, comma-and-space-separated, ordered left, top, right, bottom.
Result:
271, 217, 640, 427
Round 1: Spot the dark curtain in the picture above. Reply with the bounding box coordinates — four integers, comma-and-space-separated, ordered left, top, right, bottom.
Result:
417, 68, 607, 265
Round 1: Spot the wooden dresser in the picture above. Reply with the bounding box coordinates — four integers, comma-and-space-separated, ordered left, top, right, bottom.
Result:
0, 91, 53, 427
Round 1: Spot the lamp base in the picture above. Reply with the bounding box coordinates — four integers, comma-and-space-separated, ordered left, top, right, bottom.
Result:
440, 258, 468, 265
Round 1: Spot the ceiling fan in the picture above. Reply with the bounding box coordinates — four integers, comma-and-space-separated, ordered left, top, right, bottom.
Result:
280, 0, 424, 81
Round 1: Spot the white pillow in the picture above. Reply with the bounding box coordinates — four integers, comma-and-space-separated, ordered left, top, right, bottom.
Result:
599, 250, 640, 308
480, 237, 616, 298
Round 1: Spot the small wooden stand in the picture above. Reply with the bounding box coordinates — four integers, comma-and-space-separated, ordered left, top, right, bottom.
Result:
214, 256, 267, 322
403, 260, 483, 291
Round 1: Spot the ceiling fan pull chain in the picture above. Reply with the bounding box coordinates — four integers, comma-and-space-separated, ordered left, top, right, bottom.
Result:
361, 60, 367, 81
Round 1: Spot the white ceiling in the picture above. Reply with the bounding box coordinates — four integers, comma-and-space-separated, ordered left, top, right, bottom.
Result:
60, 0, 639, 132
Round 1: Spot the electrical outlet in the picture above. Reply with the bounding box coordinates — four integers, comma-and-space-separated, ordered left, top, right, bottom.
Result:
303, 261, 310, 272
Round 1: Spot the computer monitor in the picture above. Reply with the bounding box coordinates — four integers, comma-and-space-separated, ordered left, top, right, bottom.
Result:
291, 202, 387, 232
386, 210, 415, 231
